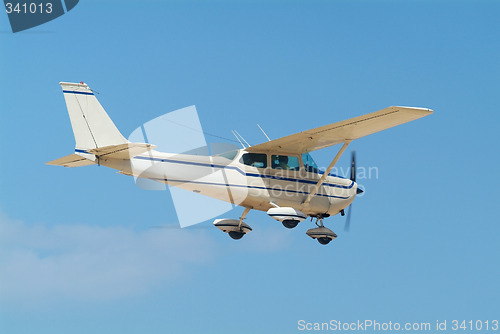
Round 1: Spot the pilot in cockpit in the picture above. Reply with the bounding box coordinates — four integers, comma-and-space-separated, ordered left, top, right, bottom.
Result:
277, 155, 290, 170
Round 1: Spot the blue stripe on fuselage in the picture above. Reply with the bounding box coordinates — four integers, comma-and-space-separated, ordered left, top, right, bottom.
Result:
74, 149, 354, 194
132, 155, 354, 189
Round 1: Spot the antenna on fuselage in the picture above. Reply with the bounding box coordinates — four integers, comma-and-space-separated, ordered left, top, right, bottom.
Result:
257, 124, 271, 142
233, 130, 250, 148
232, 130, 247, 149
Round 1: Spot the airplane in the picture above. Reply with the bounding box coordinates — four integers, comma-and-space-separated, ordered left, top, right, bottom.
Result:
47, 82, 433, 245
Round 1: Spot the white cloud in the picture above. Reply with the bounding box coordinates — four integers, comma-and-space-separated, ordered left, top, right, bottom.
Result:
0, 212, 216, 305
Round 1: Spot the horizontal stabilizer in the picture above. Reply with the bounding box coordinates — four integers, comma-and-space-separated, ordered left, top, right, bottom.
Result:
86, 143, 157, 159
46, 154, 96, 167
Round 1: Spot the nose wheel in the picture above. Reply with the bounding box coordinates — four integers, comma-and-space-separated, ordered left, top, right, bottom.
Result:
317, 237, 332, 245
306, 217, 337, 245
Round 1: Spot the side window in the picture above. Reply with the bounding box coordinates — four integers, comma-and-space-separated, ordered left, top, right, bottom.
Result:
271, 155, 300, 171
240, 153, 267, 168
302, 153, 318, 173
302, 153, 319, 173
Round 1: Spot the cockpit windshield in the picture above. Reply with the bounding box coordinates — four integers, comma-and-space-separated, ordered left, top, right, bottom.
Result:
302, 153, 319, 173
215, 150, 239, 161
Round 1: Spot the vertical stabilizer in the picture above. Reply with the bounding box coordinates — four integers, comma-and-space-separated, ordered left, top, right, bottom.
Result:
60, 82, 128, 149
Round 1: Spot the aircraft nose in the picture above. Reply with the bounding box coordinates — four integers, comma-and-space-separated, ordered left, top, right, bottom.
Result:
354, 182, 364, 194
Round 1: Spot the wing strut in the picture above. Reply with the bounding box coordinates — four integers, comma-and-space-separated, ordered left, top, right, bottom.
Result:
238, 207, 251, 229
301, 141, 351, 208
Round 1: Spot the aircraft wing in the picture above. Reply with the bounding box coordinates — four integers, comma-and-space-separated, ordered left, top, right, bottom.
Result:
246, 106, 433, 154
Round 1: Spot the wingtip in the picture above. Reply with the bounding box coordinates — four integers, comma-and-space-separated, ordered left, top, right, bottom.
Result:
393, 106, 434, 115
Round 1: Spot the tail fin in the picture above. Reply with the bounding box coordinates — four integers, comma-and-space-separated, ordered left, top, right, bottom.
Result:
60, 82, 128, 149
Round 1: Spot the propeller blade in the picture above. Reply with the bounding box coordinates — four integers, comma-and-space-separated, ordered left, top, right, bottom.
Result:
345, 151, 357, 231
350, 151, 356, 182
345, 204, 352, 231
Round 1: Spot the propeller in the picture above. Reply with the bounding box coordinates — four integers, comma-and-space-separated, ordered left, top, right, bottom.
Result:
345, 151, 361, 232
350, 151, 357, 183
345, 203, 352, 232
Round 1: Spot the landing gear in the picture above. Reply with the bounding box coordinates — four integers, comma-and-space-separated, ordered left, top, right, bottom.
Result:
306, 217, 338, 245
317, 237, 332, 245
267, 207, 307, 229
228, 231, 245, 240
213, 207, 252, 240
282, 219, 299, 229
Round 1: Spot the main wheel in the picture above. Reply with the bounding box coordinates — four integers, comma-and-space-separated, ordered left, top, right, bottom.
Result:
317, 237, 331, 245
282, 220, 299, 229
228, 231, 245, 240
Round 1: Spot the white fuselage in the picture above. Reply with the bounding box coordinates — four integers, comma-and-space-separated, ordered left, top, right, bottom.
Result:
94, 149, 358, 217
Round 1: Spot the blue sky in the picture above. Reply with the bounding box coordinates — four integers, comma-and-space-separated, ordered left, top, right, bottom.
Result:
1, 1, 499, 333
